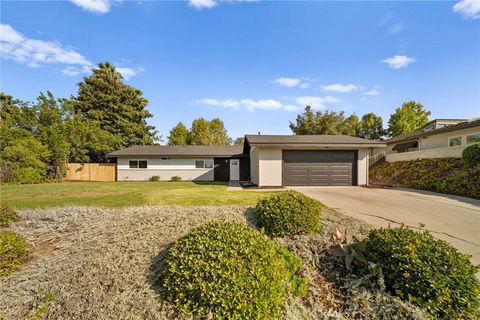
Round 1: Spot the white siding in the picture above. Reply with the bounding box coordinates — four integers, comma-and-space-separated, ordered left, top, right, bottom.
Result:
117, 157, 214, 181
258, 147, 283, 186
357, 148, 369, 186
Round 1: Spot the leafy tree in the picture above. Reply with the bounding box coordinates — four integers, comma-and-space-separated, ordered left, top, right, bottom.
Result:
341, 114, 360, 136
290, 106, 359, 136
289, 106, 318, 135
73, 62, 157, 160
358, 113, 385, 140
233, 137, 245, 146
387, 101, 430, 137
209, 118, 232, 145
168, 122, 190, 145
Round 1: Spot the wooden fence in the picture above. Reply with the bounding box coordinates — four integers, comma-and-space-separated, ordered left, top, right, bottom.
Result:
65, 163, 116, 182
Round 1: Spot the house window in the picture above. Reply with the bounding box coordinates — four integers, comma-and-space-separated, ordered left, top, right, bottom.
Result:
466, 133, 480, 145
449, 136, 462, 147
129, 160, 148, 168
195, 160, 204, 168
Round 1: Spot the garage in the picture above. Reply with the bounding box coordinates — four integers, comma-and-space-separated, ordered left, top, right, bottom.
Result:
282, 150, 356, 186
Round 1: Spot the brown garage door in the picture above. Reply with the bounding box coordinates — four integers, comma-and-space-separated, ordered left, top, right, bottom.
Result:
283, 150, 356, 186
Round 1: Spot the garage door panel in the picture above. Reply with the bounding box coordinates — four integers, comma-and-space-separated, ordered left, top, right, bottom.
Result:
283, 151, 355, 186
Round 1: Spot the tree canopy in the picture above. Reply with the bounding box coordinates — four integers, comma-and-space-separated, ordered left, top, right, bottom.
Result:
358, 113, 385, 140
168, 118, 232, 146
387, 101, 430, 137
168, 122, 190, 146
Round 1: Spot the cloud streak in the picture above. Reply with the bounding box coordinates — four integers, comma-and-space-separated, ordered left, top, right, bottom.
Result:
69, 0, 114, 14
321, 83, 360, 93
453, 0, 480, 19
381, 55, 416, 69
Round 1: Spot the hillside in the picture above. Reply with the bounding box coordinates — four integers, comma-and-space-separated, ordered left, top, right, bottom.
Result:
369, 158, 480, 199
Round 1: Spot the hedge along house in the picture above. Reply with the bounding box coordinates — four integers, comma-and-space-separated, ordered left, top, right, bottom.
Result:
108, 134, 385, 186
107, 145, 249, 182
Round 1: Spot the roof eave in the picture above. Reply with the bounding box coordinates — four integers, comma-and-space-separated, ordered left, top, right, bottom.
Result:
249, 143, 386, 148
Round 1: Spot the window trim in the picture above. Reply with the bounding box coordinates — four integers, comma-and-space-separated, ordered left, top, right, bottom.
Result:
448, 136, 462, 147
195, 160, 205, 169
129, 160, 148, 169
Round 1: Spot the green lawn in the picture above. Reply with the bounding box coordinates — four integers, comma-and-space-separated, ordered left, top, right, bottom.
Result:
0, 181, 278, 208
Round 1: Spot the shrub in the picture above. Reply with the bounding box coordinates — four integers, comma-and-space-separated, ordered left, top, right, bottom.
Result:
0, 231, 30, 277
160, 222, 307, 319
255, 191, 322, 236
463, 143, 480, 168
0, 204, 20, 227
363, 226, 480, 318
170, 176, 182, 182
149, 175, 160, 182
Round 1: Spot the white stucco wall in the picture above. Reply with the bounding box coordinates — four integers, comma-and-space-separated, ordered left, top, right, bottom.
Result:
386, 145, 467, 162
258, 147, 283, 186
357, 148, 369, 186
419, 127, 480, 149
117, 157, 214, 181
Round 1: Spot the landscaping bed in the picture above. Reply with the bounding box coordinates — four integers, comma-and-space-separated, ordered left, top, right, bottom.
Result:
0, 204, 436, 319
370, 158, 480, 199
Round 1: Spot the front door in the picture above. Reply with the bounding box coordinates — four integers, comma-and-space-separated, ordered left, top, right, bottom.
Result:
229, 159, 240, 181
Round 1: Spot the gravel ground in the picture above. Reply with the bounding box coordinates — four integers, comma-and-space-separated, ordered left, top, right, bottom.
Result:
1, 205, 428, 320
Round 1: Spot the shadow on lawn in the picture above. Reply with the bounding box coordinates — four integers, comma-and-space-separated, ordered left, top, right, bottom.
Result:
147, 243, 173, 302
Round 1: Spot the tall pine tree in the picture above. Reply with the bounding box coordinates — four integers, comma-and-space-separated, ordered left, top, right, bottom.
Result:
73, 62, 157, 160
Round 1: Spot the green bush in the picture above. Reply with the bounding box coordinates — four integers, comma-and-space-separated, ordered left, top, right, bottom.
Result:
169, 176, 182, 182
363, 227, 480, 318
0, 204, 20, 227
463, 143, 480, 168
160, 222, 307, 319
149, 175, 160, 182
0, 231, 30, 277
255, 191, 322, 236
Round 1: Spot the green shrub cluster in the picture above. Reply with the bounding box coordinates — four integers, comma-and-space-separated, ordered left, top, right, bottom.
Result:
364, 227, 480, 319
370, 158, 480, 199
0, 230, 30, 277
0, 204, 20, 227
160, 222, 307, 319
169, 176, 182, 182
149, 175, 160, 182
255, 191, 322, 236
463, 143, 480, 168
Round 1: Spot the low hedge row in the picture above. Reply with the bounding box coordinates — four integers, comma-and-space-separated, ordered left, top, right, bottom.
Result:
370, 158, 480, 198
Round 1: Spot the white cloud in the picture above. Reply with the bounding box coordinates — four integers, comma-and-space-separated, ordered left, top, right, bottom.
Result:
321, 83, 359, 93
241, 99, 283, 112
389, 23, 405, 34
1, 23, 92, 69
1, 24, 141, 79
381, 55, 416, 69
453, 0, 480, 19
69, 0, 113, 14
274, 77, 301, 88
362, 88, 381, 96
195, 98, 241, 109
283, 104, 302, 112
188, 0, 218, 9
295, 96, 341, 110
299, 83, 311, 89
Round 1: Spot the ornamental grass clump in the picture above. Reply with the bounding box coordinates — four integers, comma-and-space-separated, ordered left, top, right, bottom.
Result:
0, 230, 30, 277
160, 222, 307, 319
255, 191, 322, 236
0, 204, 20, 227
364, 226, 480, 319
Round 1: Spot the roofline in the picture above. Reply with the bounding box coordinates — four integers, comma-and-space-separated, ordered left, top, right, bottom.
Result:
387, 119, 480, 144
247, 142, 386, 148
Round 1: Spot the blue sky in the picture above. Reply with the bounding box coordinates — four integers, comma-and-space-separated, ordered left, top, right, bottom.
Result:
1, 0, 479, 141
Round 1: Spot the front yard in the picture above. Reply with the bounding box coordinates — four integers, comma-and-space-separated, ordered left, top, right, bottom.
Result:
0, 181, 277, 208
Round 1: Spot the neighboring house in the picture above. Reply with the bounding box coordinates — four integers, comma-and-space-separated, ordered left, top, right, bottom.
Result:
420, 119, 466, 130
107, 135, 385, 187
381, 118, 480, 162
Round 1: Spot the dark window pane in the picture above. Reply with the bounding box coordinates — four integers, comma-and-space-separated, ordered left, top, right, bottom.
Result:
467, 134, 480, 145
139, 161, 147, 168
129, 161, 138, 168
195, 160, 204, 168
449, 137, 461, 147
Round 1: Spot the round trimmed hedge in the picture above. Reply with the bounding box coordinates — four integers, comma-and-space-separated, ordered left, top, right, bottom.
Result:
160, 222, 307, 319
364, 227, 480, 318
255, 191, 322, 236
0, 205, 20, 227
0, 231, 30, 277
462, 143, 480, 168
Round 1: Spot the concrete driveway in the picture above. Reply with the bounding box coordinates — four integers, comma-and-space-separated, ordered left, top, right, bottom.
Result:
292, 187, 480, 264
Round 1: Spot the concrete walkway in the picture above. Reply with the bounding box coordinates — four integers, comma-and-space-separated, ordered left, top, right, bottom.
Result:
292, 186, 480, 265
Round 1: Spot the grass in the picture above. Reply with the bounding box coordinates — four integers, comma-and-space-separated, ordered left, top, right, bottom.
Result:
0, 181, 279, 208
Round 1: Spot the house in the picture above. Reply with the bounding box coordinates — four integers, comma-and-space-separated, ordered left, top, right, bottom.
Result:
107, 134, 385, 187
381, 118, 480, 162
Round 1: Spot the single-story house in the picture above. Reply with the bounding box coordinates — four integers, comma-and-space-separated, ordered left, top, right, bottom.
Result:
381, 118, 480, 157
107, 135, 386, 187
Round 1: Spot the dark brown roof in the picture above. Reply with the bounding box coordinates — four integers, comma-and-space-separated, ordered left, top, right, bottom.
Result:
107, 145, 244, 157
245, 134, 385, 147
386, 118, 480, 144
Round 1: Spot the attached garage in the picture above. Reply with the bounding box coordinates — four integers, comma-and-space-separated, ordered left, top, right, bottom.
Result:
244, 134, 386, 187
282, 150, 356, 186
